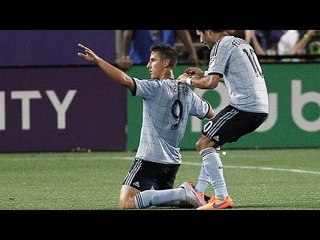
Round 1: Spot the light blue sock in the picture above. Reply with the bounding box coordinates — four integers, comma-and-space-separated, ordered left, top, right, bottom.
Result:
194, 164, 210, 193
199, 147, 229, 199
134, 188, 185, 209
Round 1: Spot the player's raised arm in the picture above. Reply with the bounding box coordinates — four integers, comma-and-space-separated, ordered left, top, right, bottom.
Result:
77, 43, 135, 91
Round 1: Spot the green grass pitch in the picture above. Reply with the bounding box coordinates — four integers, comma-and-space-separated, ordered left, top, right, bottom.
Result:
0, 148, 319, 210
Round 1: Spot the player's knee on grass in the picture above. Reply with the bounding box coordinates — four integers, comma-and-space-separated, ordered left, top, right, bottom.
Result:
119, 196, 136, 209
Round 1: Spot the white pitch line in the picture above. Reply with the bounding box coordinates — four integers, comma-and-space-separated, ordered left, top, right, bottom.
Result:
7, 155, 320, 175
119, 157, 320, 175
224, 165, 320, 175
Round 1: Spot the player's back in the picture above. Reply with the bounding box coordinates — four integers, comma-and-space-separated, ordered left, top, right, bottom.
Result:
210, 36, 269, 113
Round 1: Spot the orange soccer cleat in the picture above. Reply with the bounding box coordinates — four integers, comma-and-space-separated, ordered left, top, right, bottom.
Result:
197, 195, 234, 210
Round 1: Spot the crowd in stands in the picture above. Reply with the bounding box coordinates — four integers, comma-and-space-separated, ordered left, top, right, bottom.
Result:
116, 30, 320, 69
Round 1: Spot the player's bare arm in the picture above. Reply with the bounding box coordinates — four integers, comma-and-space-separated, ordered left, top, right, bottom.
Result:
184, 67, 204, 78
205, 106, 215, 120
77, 43, 135, 91
178, 73, 221, 89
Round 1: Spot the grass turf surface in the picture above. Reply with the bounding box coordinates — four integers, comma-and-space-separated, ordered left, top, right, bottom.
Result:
0, 148, 319, 210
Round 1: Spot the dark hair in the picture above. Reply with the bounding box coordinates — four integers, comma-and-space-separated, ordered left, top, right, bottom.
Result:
150, 44, 178, 68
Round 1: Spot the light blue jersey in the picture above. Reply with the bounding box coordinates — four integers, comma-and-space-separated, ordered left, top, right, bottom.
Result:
132, 78, 210, 164
207, 36, 269, 114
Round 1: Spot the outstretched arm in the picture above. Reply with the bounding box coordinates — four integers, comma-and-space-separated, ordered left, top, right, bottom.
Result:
78, 43, 135, 91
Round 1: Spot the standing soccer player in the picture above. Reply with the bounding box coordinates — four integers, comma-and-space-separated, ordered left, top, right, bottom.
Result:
178, 30, 269, 210
78, 43, 213, 209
